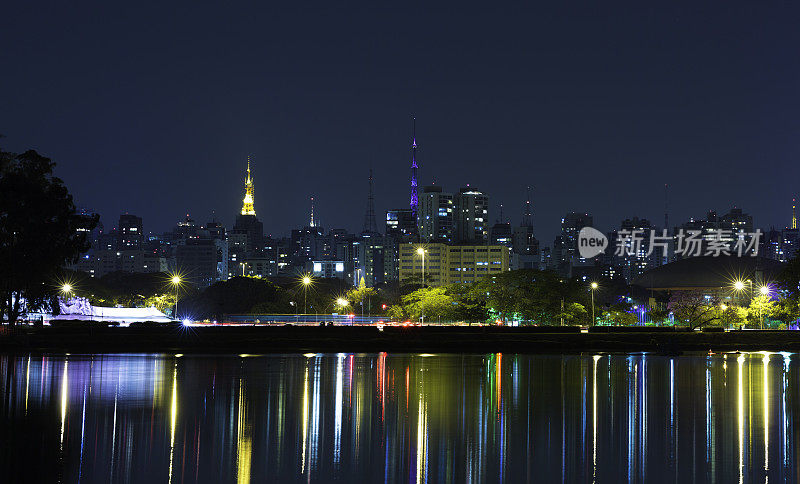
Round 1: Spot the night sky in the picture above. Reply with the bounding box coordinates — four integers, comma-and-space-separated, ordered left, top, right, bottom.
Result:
2, 3, 798, 244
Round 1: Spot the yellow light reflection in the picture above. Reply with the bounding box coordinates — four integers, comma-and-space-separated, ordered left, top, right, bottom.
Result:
25, 356, 30, 415
763, 353, 769, 476
237, 379, 252, 484
416, 395, 428, 484
738, 354, 744, 484
593, 355, 600, 482
168, 364, 177, 484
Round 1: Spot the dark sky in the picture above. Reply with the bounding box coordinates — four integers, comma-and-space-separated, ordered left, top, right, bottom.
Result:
2, 2, 798, 244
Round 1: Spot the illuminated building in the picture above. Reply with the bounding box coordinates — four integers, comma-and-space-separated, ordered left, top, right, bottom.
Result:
489, 222, 512, 247
418, 185, 454, 243
553, 211, 593, 277
241, 157, 255, 216
118, 214, 143, 250
354, 232, 384, 287
454, 186, 489, 243
233, 159, 264, 255
609, 217, 657, 283
398, 243, 509, 286
309, 260, 346, 279
384, 208, 418, 281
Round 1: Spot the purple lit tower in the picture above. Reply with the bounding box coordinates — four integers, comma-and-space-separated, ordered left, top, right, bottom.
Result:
410, 117, 419, 218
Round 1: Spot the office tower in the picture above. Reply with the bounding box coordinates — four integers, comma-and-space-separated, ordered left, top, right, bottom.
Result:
454, 186, 489, 243
118, 214, 143, 250
418, 185, 454, 243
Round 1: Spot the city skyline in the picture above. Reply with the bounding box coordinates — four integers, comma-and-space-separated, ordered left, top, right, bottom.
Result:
72, 153, 796, 246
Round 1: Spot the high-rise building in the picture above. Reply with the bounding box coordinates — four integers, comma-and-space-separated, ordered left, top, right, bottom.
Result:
554, 211, 593, 277
454, 186, 489, 243
418, 185, 454, 243
354, 232, 385, 287
609, 217, 655, 282
384, 208, 418, 281
118, 214, 143, 250
177, 238, 219, 288
489, 222, 513, 247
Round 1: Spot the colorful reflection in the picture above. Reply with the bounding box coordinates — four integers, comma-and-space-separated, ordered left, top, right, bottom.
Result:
0, 352, 797, 483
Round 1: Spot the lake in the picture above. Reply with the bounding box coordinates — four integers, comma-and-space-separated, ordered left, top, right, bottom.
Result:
0, 352, 796, 483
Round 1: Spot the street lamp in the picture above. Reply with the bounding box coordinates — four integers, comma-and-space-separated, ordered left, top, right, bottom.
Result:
590, 282, 598, 326
336, 298, 349, 320
416, 247, 427, 325
302, 275, 312, 316
416, 247, 426, 287
170, 275, 181, 320
759, 285, 771, 329
61, 283, 73, 299
733, 280, 753, 307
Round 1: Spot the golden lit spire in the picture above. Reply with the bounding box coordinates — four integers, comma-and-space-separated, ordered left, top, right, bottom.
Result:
793, 197, 797, 230
241, 156, 256, 216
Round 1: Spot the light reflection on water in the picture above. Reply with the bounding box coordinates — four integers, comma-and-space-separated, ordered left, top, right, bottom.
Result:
0, 352, 798, 483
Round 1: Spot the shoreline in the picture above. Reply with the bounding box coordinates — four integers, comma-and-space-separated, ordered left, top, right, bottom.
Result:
2, 326, 800, 354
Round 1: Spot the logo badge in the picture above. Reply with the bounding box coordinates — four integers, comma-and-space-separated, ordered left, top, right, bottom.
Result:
578, 227, 608, 259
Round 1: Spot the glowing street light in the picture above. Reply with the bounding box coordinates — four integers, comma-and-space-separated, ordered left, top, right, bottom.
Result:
734, 281, 745, 291
170, 275, 182, 320
589, 282, 598, 326
335, 298, 349, 317
758, 285, 771, 329
61, 283, 73, 298
301, 274, 312, 315
416, 247, 427, 324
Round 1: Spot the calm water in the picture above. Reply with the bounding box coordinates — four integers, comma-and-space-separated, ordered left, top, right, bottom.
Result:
0, 352, 797, 483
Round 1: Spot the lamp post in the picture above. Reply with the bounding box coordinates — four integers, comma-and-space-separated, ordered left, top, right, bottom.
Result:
590, 282, 598, 326
302, 275, 312, 316
61, 283, 73, 300
170, 276, 181, 320
759, 285, 770, 329
733, 280, 753, 306
416, 247, 426, 325
336, 298, 349, 324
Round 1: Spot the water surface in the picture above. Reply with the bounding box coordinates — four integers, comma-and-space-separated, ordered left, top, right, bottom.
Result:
0, 352, 797, 483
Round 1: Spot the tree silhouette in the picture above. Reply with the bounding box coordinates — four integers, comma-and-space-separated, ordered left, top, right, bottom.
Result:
0, 149, 97, 325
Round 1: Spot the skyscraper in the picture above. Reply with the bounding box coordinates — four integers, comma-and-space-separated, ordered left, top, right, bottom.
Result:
454, 186, 489, 243
418, 185, 454, 243
118, 214, 143, 250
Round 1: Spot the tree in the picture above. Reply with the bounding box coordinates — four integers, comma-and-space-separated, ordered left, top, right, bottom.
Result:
345, 285, 379, 315
0, 149, 97, 325
720, 306, 748, 329
667, 291, 721, 329
601, 304, 637, 326
748, 294, 777, 328
398, 286, 456, 323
